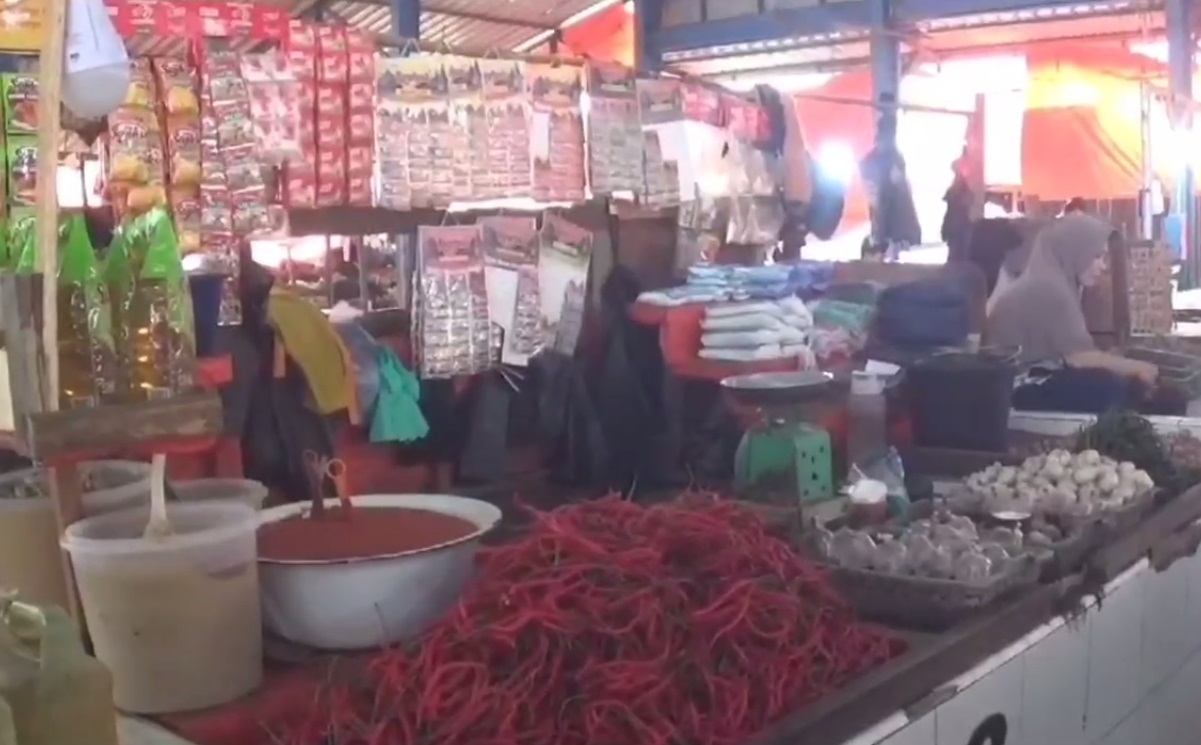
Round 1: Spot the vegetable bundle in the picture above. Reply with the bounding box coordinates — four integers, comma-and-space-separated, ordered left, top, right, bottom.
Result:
1076, 411, 1201, 495
277, 495, 903, 745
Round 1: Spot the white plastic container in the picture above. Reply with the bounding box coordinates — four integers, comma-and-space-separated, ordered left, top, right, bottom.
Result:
79, 460, 153, 517
0, 470, 68, 610
62, 502, 263, 714
0, 462, 151, 608
258, 494, 502, 651
173, 479, 268, 512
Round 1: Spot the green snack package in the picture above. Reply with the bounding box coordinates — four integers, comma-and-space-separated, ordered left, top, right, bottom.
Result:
10, 212, 36, 273
1, 74, 39, 135
6, 135, 36, 208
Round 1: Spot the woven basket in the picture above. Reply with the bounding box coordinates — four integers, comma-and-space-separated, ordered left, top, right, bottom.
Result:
812, 552, 1043, 631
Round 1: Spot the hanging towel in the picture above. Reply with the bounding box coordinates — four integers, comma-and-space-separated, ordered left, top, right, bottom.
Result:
370, 346, 429, 444
266, 288, 360, 423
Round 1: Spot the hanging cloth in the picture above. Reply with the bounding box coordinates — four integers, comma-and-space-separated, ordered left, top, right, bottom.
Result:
266, 288, 359, 423
369, 347, 429, 444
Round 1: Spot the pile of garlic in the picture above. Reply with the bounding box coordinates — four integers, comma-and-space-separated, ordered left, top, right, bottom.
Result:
963, 449, 1154, 518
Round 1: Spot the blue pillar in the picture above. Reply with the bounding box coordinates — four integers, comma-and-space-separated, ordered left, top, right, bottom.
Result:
392, 0, 420, 39
868, 0, 900, 150
1167, 0, 1197, 286
633, 0, 664, 73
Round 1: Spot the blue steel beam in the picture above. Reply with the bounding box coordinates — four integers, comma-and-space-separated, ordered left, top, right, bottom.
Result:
392, 0, 421, 38
652, 0, 1133, 56
635, 0, 666, 71
1166, 0, 1197, 287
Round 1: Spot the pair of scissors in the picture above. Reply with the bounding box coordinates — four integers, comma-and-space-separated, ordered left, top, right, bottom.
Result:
303, 450, 351, 513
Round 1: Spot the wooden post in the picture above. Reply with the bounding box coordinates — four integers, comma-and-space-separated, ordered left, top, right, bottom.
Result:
36, 0, 83, 624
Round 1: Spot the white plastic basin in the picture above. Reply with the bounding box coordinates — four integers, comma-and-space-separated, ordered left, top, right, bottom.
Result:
173, 478, 269, 512
257, 493, 502, 651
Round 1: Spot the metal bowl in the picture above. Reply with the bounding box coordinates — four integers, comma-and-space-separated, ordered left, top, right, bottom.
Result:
257, 494, 502, 650
720, 370, 846, 408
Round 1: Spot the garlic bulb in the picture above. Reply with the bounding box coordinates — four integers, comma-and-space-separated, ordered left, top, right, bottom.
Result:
964, 451, 1153, 515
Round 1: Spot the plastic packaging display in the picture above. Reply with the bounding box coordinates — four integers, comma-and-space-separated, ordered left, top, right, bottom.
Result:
636, 78, 684, 208
445, 56, 480, 203
587, 64, 642, 197
374, 55, 451, 210
479, 216, 542, 365
527, 64, 585, 203
415, 225, 493, 378
538, 214, 592, 355
477, 59, 532, 200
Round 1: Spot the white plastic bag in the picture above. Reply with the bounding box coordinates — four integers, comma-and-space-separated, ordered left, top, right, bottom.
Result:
62, 0, 130, 119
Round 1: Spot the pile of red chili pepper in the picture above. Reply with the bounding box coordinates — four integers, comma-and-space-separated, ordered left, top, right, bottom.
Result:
279, 494, 903, 745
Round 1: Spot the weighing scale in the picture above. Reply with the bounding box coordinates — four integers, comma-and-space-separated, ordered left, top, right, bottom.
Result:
721, 370, 846, 507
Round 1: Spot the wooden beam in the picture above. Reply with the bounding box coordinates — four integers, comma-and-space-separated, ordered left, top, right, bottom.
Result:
24, 393, 224, 462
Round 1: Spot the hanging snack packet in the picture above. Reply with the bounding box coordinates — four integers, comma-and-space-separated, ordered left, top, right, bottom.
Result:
152, 57, 200, 116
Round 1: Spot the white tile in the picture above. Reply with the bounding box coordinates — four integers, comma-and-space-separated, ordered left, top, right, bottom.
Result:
1093, 708, 1141, 745
935, 658, 1024, 745
1084, 576, 1146, 742
118, 717, 198, 745
1021, 620, 1089, 745
1140, 559, 1192, 695
1143, 648, 1201, 745
1184, 546, 1201, 654
877, 715, 935, 745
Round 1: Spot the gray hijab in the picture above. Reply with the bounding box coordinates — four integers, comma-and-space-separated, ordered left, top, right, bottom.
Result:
999, 217, 1052, 278
987, 214, 1113, 365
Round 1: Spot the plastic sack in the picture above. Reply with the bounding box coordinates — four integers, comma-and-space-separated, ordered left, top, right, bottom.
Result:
63, 0, 130, 119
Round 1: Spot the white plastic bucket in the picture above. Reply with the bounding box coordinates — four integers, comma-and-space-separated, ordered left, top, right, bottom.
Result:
61, 502, 263, 714
79, 460, 153, 517
172, 479, 268, 512
0, 469, 68, 610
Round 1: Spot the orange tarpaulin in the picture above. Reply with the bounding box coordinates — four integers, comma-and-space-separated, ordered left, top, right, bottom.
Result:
1020, 105, 1144, 200
561, 4, 634, 66
1022, 53, 1149, 199
792, 70, 876, 231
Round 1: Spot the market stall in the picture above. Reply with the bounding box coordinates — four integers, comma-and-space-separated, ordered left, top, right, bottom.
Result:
6, 2, 1201, 745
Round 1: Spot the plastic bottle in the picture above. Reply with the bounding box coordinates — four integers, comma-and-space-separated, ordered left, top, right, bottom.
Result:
55, 217, 119, 409
108, 209, 196, 401
847, 371, 887, 469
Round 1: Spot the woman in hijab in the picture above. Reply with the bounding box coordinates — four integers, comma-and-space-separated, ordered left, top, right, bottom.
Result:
987, 214, 1166, 414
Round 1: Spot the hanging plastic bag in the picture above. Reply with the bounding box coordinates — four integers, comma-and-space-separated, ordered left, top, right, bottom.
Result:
63, 0, 130, 119
369, 347, 429, 445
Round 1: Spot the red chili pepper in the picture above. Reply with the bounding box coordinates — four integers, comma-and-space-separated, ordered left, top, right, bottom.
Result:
273, 493, 902, 745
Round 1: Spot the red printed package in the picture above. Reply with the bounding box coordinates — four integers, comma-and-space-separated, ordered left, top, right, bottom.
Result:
316, 25, 348, 84
346, 144, 372, 206
346, 30, 374, 84
283, 162, 317, 208
285, 20, 317, 80
240, 50, 303, 164
316, 147, 346, 206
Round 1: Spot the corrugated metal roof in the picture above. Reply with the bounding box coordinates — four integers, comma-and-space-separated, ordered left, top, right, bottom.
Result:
128, 0, 613, 58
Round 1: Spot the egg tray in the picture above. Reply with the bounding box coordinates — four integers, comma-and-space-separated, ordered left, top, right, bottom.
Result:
807, 550, 1044, 632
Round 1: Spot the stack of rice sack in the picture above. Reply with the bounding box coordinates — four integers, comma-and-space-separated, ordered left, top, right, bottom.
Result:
699, 297, 817, 365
